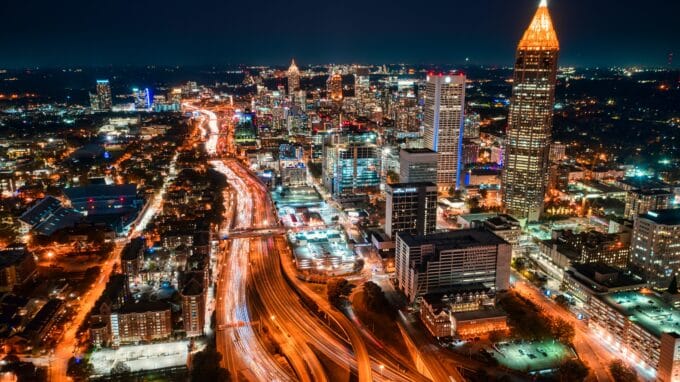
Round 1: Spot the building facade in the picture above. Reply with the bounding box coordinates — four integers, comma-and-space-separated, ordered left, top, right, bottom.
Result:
395, 229, 511, 302
385, 182, 437, 239
322, 130, 380, 198
501, 1, 559, 222
287, 59, 300, 94
631, 209, 680, 289
624, 189, 674, 220
398, 148, 438, 184
422, 74, 466, 191
327, 70, 343, 102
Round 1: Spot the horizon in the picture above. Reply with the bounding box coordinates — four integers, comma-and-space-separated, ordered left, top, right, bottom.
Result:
2, 0, 678, 69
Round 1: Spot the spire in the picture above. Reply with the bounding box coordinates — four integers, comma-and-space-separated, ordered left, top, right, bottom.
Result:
518, 0, 559, 50
288, 58, 299, 73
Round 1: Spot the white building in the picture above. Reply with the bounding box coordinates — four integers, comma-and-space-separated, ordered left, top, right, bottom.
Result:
423, 74, 466, 191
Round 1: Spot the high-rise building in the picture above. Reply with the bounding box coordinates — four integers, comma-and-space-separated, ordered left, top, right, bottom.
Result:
549, 141, 567, 162
322, 129, 380, 198
132, 87, 151, 110
121, 238, 144, 282
399, 148, 438, 183
181, 277, 206, 337
463, 112, 481, 139
287, 59, 300, 94
395, 229, 511, 302
501, 0, 560, 222
327, 70, 343, 102
631, 209, 680, 289
385, 182, 437, 239
90, 79, 112, 111
423, 73, 466, 191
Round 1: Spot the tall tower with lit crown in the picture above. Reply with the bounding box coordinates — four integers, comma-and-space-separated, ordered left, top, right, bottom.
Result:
287, 59, 300, 94
501, 0, 559, 222
327, 69, 343, 102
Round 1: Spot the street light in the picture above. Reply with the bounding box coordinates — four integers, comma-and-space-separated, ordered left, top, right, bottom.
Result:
379, 364, 384, 376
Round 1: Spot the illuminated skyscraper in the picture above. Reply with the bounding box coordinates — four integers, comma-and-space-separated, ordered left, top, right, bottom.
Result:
287, 59, 300, 94
90, 79, 112, 111
327, 69, 343, 102
501, 0, 560, 222
132, 87, 151, 110
423, 73, 466, 191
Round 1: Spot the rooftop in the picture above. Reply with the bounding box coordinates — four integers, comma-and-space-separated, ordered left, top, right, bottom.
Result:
121, 238, 145, 261
0, 247, 31, 268
63, 184, 137, 201
397, 228, 508, 250
118, 300, 170, 314
640, 209, 680, 225
401, 148, 436, 155
387, 182, 437, 190
602, 291, 680, 338
517, 0, 559, 51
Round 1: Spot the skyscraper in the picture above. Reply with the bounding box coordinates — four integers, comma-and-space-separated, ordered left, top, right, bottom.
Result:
501, 0, 560, 222
327, 69, 343, 102
287, 59, 300, 94
385, 182, 437, 239
92, 79, 112, 111
423, 73, 466, 191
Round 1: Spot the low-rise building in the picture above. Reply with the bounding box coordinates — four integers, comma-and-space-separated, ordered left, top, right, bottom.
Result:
586, 290, 680, 380
419, 287, 507, 338
562, 263, 646, 305
539, 229, 630, 270
0, 244, 37, 292
630, 209, 680, 289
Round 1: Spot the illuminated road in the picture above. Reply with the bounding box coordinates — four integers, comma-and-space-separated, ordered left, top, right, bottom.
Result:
50, 141, 182, 381
212, 159, 292, 381
201, 102, 425, 382
50, 241, 123, 381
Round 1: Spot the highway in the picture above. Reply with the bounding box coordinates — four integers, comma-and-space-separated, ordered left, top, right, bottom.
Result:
211, 158, 293, 381
196, 101, 432, 382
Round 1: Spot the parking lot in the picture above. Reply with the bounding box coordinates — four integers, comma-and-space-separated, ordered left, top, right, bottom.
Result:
490, 340, 575, 372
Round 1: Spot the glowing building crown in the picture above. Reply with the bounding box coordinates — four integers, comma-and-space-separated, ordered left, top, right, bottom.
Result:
288, 59, 299, 73
518, 0, 560, 50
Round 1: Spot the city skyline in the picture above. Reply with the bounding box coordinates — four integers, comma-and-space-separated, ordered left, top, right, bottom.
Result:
1, 0, 678, 68
0, 0, 677, 380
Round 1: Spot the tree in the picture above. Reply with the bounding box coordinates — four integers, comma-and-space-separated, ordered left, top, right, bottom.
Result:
191, 345, 230, 382
386, 170, 399, 184
110, 361, 131, 376
67, 357, 93, 381
556, 359, 589, 382
308, 162, 322, 179
551, 318, 575, 344
363, 281, 392, 316
449, 188, 463, 199
668, 275, 678, 295
609, 360, 637, 382
554, 295, 570, 308
327, 278, 354, 306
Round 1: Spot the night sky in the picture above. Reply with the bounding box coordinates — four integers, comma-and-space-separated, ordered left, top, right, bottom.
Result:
2, 0, 678, 68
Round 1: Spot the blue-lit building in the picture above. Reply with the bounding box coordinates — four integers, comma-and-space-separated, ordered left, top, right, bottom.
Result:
322, 129, 381, 198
